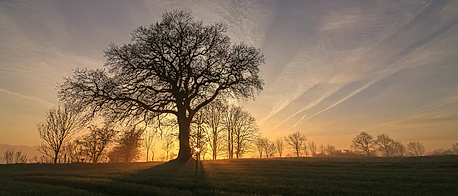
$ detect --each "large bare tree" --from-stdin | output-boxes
[58,10,264,161]
[351,132,375,156]
[38,105,85,163]
[285,132,306,157]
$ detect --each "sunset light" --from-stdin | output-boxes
[1,1,458,195]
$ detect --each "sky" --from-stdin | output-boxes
[1,0,458,152]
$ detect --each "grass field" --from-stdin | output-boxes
[1,156,457,196]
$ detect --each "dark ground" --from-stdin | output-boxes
[1,156,457,196]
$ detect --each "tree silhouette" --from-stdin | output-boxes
[76,124,118,163]
[190,109,208,160]
[162,133,176,162]
[203,100,226,160]
[265,140,277,158]
[224,106,258,159]
[351,132,375,156]
[303,143,309,157]
[276,138,285,158]
[392,141,406,157]
[1,149,28,164]
[325,144,338,156]
[375,134,395,157]
[452,143,458,155]
[285,132,306,157]
[406,141,425,156]
[255,137,266,158]
[108,127,143,162]
[308,141,317,157]
[58,10,264,161]
[37,105,86,163]
[2,149,15,164]
[142,126,156,162]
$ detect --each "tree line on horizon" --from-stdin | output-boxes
[254,131,458,159]
[2,107,458,164]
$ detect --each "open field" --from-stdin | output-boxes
[1,156,457,196]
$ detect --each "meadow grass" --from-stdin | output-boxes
[1,156,457,195]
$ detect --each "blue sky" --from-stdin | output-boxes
[1,0,458,150]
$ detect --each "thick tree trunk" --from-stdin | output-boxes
[176,116,192,161]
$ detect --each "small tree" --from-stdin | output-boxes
[1,149,28,164]
[308,141,317,157]
[303,143,309,157]
[452,143,458,155]
[191,110,209,161]
[285,132,306,157]
[392,141,406,157]
[229,106,259,159]
[265,141,277,158]
[406,141,425,156]
[162,133,176,162]
[204,100,226,160]
[2,149,15,164]
[255,137,267,158]
[38,105,86,163]
[14,151,28,164]
[108,127,143,162]
[223,105,258,159]
[62,140,83,163]
[276,137,285,158]
[375,134,395,157]
[351,132,375,156]
[319,144,326,155]
[77,124,118,163]
[142,127,156,162]
[325,144,338,156]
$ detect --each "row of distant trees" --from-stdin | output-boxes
[0,149,28,164]
[35,105,145,163]
[254,131,458,159]
[33,98,259,163]
[351,132,427,157]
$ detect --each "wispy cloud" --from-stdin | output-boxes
[0,88,55,107]
[258,0,458,133]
